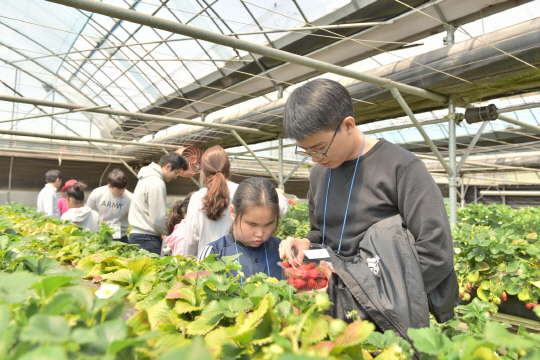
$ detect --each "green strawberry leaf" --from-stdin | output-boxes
[333,320,374,351]
[301,317,329,345]
[185,314,223,336]
[20,314,71,344]
[408,327,452,355]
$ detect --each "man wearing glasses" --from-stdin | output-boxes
[279,79,456,320]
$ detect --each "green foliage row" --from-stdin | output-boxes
[1,203,540,360]
[452,204,540,309]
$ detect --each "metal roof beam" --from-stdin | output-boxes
[0,129,179,149]
[0,94,277,136]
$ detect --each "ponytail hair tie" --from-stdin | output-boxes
[216,170,222,173]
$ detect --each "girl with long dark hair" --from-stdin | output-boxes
[198,177,283,281]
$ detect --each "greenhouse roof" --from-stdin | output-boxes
[1,0,540,187]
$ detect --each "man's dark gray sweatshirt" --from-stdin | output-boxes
[306,139,454,294]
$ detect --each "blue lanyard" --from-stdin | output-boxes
[232,231,270,285]
[322,133,365,253]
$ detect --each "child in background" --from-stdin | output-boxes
[61,182,100,232]
[163,192,195,256]
[198,178,283,281]
[58,179,77,216]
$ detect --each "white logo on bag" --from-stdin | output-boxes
[367,255,380,275]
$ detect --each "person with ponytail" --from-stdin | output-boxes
[161,192,195,256]
[183,145,238,257]
[61,182,100,232]
[184,146,290,258]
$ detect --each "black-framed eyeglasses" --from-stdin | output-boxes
[295,122,341,159]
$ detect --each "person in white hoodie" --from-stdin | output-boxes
[61,182,100,232]
[128,152,188,255]
[37,170,62,220]
[86,169,133,243]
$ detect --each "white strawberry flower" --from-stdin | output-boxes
[498,221,503,225]
[95,284,120,299]
[37,236,45,240]
[454,248,461,254]
[12,248,20,253]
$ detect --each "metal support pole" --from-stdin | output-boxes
[448,97,458,227]
[278,136,284,189]
[497,114,540,135]
[230,130,280,184]
[0,104,110,124]
[0,94,276,136]
[7,157,14,204]
[0,147,136,161]
[120,159,138,177]
[390,87,452,175]
[99,163,111,187]
[161,147,169,155]
[460,175,465,208]
[0,128,178,150]
[48,0,448,104]
[276,85,284,99]
[456,121,489,174]
[284,156,309,184]
[474,187,477,204]
[189,176,199,188]
[498,102,540,114]
[199,174,204,189]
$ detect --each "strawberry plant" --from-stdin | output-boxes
[453,205,540,313]
[275,203,310,240]
[2,203,540,359]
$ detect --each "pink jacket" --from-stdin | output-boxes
[166,220,187,256]
[57,197,69,216]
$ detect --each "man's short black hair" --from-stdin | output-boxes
[45,170,62,183]
[159,152,188,171]
[283,78,354,141]
[107,168,128,189]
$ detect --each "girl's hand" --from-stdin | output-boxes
[279,237,310,265]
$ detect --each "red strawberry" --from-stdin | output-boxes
[309,269,322,279]
[293,279,306,290]
[301,271,311,280]
[292,270,302,279]
[308,262,316,270]
[287,278,293,285]
[526,303,533,309]
[291,200,297,205]
[284,269,291,278]
[283,260,291,268]
[532,303,538,308]
[307,279,317,289]
[501,292,507,301]
[317,279,328,289]
[466,285,472,291]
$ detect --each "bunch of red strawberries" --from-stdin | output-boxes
[282,259,327,290]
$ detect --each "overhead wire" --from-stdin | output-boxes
[393,0,538,71]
